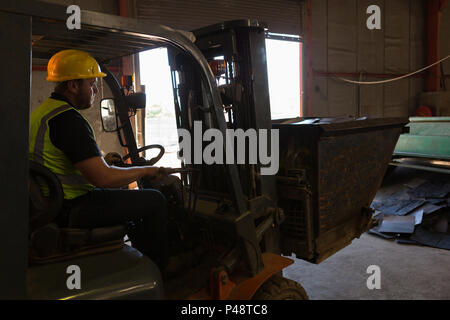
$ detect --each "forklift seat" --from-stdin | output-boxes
[28,160,126,265]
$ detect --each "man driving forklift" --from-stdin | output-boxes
[29,49,170,269]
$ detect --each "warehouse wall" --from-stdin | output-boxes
[308,0,425,118]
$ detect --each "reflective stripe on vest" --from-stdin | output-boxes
[33,104,70,165]
[30,98,95,199]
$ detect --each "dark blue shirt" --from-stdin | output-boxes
[48,93,102,164]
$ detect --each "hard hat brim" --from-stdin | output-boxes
[46,72,107,82]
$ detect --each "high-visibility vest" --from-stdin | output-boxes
[29,98,95,199]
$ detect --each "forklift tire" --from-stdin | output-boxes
[252,275,309,300]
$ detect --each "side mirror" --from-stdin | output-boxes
[100,98,118,132]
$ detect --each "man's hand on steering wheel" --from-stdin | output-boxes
[144,166,170,182]
[104,152,125,166]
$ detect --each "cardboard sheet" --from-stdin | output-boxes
[378,215,416,234]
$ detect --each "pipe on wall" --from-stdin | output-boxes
[118,0,128,17]
[426,0,448,92]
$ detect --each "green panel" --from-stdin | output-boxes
[408,123,450,136]
[394,134,450,160]
[409,117,450,122]
[394,117,450,160]
[407,117,450,136]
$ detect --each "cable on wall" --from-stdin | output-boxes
[335,54,450,85]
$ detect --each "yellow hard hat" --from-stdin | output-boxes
[46,49,107,82]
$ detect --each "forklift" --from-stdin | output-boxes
[1,1,408,300]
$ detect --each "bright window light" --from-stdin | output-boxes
[265,37,301,120]
[139,48,180,168]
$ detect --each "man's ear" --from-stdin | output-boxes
[66,79,81,94]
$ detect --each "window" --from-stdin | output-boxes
[139,48,181,168]
[265,34,302,119]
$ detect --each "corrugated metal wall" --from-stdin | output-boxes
[133,0,303,35]
[40,0,118,15]
[309,0,425,117]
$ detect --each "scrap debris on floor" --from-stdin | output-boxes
[370,166,450,250]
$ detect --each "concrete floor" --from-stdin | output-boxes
[282,232,450,299]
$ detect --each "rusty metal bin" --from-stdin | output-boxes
[273,117,409,263]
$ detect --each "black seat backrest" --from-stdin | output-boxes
[29,160,64,233]
[28,160,126,262]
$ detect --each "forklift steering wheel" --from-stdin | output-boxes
[122,144,165,165]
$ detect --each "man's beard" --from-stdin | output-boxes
[76,103,92,110]
[75,96,93,110]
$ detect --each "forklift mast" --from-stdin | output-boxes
[191,20,277,202]
[164,21,285,276]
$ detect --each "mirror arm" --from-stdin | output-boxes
[101,63,140,163]
[115,112,133,147]
[116,125,127,147]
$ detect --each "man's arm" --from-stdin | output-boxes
[74,156,162,188]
